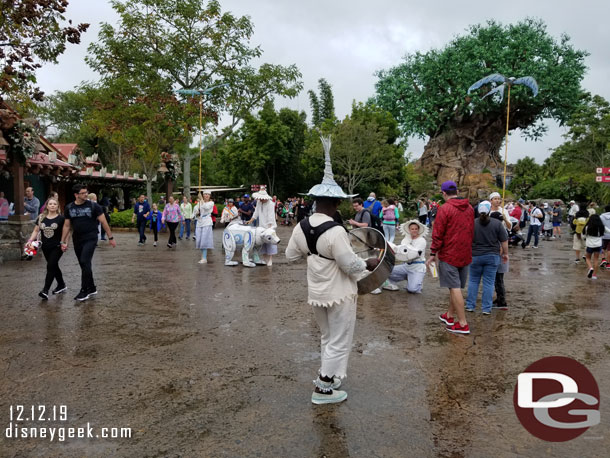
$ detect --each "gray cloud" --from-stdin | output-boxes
[37,0,609,164]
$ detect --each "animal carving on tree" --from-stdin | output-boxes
[468,73,538,204]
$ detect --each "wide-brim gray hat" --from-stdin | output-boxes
[305,136,357,199]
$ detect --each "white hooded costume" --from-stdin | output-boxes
[251,189,278,258]
[385,219,428,293]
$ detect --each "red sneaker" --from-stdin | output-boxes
[439,313,455,325]
[446,322,470,335]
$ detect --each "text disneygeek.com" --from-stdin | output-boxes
[5,405,131,442]
[5,422,132,441]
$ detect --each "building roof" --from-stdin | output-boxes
[77,169,144,183]
[52,143,78,161]
[0,150,79,175]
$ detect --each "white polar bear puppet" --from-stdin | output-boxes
[222,221,281,267]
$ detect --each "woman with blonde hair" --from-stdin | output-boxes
[26,197,66,299]
[39,191,59,213]
[193,191,214,263]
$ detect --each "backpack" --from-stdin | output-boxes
[364,207,384,232]
[300,218,343,260]
[534,208,545,223]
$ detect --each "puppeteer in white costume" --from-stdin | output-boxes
[286,136,378,405]
[248,187,277,266]
[371,219,428,294]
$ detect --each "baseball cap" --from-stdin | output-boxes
[243,194,250,198]
[441,181,458,192]
[543,202,549,208]
[569,200,575,204]
[478,200,491,214]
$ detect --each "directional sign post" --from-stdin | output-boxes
[597,167,610,184]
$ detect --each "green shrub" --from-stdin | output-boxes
[109,209,135,228]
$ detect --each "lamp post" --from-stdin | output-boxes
[176,83,229,195]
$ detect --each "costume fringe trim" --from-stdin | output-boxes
[308,293,357,308]
[318,370,346,381]
[313,377,333,393]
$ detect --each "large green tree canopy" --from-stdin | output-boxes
[84,0,302,193]
[375,19,587,139]
[374,19,589,188]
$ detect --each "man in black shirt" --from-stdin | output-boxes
[61,184,117,301]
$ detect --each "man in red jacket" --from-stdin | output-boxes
[426,181,474,334]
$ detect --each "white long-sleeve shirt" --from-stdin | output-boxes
[193,201,214,227]
[251,200,277,229]
[286,213,366,307]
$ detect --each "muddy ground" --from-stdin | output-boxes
[0,225,608,457]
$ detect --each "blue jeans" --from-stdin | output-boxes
[525,224,540,247]
[382,224,396,243]
[179,219,191,239]
[466,254,500,313]
[137,219,147,243]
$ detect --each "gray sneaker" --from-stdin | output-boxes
[312,390,348,405]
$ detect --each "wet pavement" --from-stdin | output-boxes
[0,226,608,457]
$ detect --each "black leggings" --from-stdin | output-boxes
[167,222,178,245]
[151,224,158,242]
[74,238,97,292]
[42,244,64,291]
[495,272,506,304]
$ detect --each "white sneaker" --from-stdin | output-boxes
[198,259,207,264]
[312,390,348,405]
[371,288,382,295]
[383,282,399,291]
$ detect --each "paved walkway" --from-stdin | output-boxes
[0,226,608,457]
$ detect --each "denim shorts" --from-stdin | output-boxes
[586,246,602,254]
[438,260,469,289]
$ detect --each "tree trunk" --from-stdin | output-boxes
[417,119,506,199]
[146,179,153,203]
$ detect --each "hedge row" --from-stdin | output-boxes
[109,205,226,228]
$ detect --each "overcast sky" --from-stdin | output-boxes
[36,0,610,164]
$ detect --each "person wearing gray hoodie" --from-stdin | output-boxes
[601,204,610,269]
